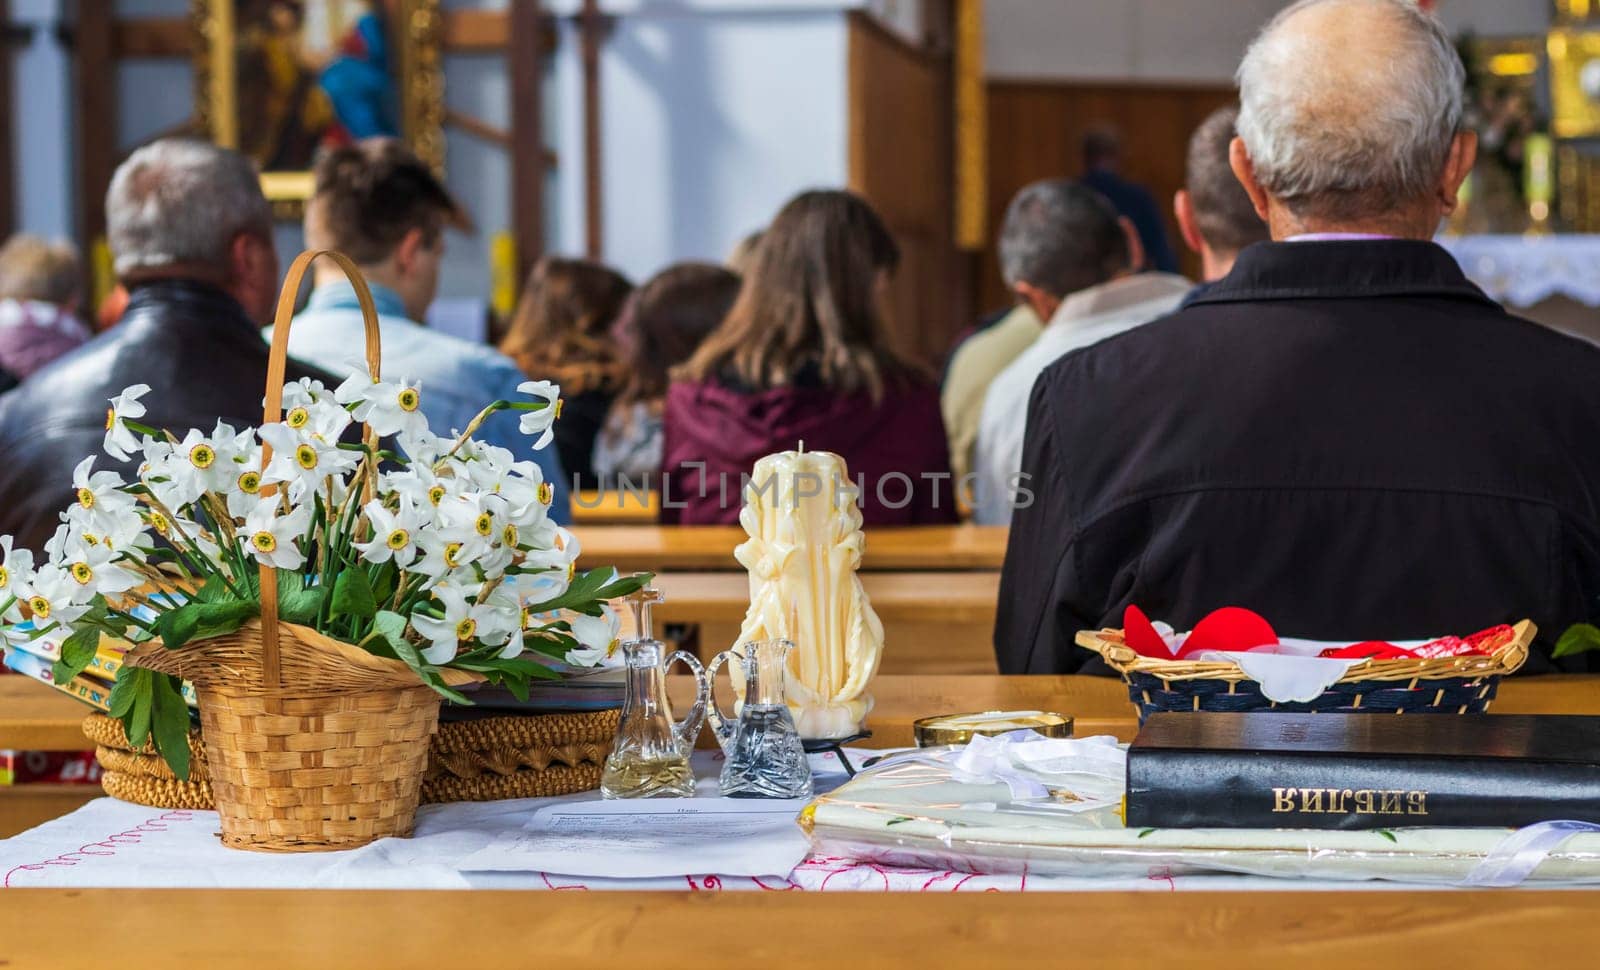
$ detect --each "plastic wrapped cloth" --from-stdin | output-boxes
[799,735,1600,885]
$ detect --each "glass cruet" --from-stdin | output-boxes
[600,586,709,798]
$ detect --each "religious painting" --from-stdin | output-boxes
[193,0,444,211]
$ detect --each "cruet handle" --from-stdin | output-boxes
[704,650,743,754]
[665,650,708,753]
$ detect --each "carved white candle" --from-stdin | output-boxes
[732,446,884,739]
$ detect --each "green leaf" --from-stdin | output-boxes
[1554,623,1600,659]
[125,672,153,749]
[594,572,652,601]
[369,610,408,644]
[276,572,325,625]
[330,568,377,620]
[885,816,914,826]
[1375,829,1398,843]
[156,604,201,650]
[149,673,192,780]
[106,666,140,719]
[192,575,231,605]
[157,599,258,649]
[1137,828,1157,839]
[51,626,102,684]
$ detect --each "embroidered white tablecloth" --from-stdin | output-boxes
[1436,233,1600,308]
[0,744,1555,894]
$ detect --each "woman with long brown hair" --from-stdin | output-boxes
[662,190,956,525]
[500,257,633,489]
[594,262,739,485]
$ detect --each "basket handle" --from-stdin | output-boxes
[257,250,384,693]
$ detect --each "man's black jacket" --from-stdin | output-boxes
[996,239,1600,674]
[0,280,336,552]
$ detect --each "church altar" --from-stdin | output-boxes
[1436,233,1600,308]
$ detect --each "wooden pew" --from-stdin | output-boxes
[653,570,1000,675]
[570,489,659,524]
[574,524,1008,573]
[0,678,99,838]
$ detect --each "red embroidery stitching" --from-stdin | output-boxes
[3,811,195,887]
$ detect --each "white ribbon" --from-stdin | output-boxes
[870,731,1127,807]
[1461,820,1600,887]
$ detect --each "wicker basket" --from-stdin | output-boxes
[1075,619,1534,723]
[423,710,618,802]
[123,250,483,852]
[82,713,212,810]
[87,709,618,811]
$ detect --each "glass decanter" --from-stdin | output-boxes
[600,587,709,799]
[707,639,813,799]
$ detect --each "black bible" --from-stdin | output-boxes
[1125,712,1600,830]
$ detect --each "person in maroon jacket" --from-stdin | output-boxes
[661,190,957,526]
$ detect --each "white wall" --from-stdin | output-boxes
[983,0,1553,84]
[547,5,849,282]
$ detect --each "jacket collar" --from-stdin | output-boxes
[124,279,258,337]
[1185,239,1498,308]
[306,279,410,320]
[1049,272,1193,331]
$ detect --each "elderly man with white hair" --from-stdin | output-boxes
[996,0,1600,675]
[0,139,336,551]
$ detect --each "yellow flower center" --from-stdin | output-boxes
[28,596,50,619]
[70,562,94,585]
[286,407,310,430]
[294,445,318,470]
[474,512,494,537]
[427,485,446,507]
[105,408,115,432]
[189,443,216,470]
[149,512,170,536]
[454,617,477,642]
[538,482,553,505]
[238,471,261,494]
[76,487,95,510]
[554,398,564,418]
[386,529,410,550]
[84,533,101,547]
[0,567,10,588]
[502,524,519,547]
[443,542,462,569]
[252,531,277,553]
[397,388,420,413]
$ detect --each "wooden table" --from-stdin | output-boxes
[8,675,1600,967]
[655,572,1001,675]
[574,524,1008,573]
[6,887,1600,968]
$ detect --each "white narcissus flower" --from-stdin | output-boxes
[158,427,228,504]
[411,584,513,665]
[395,427,449,466]
[412,531,487,588]
[59,537,143,599]
[259,423,360,495]
[354,499,427,567]
[564,605,622,667]
[0,536,36,620]
[20,565,92,628]
[516,380,561,449]
[242,501,312,570]
[277,378,352,441]
[102,384,151,461]
[335,372,429,438]
[71,456,138,534]
[382,464,458,513]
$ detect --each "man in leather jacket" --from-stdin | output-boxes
[0,139,335,551]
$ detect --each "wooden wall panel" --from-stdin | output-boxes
[847,12,967,368]
[980,81,1237,312]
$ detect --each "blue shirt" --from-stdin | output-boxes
[279,281,570,523]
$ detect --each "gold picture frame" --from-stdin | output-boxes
[192,0,444,215]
